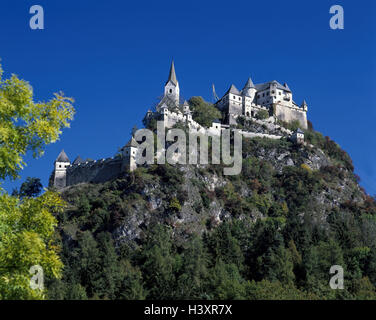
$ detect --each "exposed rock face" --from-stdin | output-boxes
[59,134,365,248]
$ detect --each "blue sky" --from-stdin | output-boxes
[1,0,375,195]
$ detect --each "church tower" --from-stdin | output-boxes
[164,60,180,106]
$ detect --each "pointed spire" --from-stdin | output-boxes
[72,155,84,165]
[284,83,290,91]
[56,149,70,163]
[166,60,178,86]
[125,137,138,148]
[301,99,307,106]
[243,77,255,89]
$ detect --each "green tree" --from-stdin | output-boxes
[255,109,269,120]
[176,235,209,299]
[141,224,178,299]
[0,63,75,299]
[188,96,221,128]
[13,177,43,198]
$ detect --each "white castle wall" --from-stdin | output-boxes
[274,104,308,129]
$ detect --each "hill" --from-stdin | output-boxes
[46,117,376,300]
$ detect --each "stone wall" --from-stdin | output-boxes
[66,158,123,186]
[275,104,307,129]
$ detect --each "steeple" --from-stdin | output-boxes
[166,60,178,86]
[164,60,180,106]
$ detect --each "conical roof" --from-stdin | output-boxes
[225,84,241,95]
[56,149,70,163]
[166,60,178,86]
[72,155,84,165]
[243,77,255,89]
[125,137,138,148]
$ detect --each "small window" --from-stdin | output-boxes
[59,165,61,168]
[169,89,172,93]
[239,97,241,101]
[262,93,265,97]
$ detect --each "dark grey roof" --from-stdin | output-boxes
[72,155,84,165]
[56,150,70,163]
[225,84,241,95]
[255,80,291,93]
[243,77,255,89]
[213,119,221,123]
[166,60,178,86]
[125,137,138,148]
[296,128,304,134]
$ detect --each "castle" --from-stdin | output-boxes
[50,61,308,189]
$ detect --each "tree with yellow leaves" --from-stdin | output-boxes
[0,62,75,299]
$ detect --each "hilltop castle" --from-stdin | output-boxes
[50,61,308,189]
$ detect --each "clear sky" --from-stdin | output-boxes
[0,0,375,195]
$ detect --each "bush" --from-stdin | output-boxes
[255,110,269,120]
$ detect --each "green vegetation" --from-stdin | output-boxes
[188,96,222,128]
[255,109,269,120]
[46,150,376,299]
[0,63,75,299]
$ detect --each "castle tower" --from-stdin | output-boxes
[241,78,257,117]
[164,60,180,106]
[241,77,257,100]
[122,137,138,172]
[52,149,70,189]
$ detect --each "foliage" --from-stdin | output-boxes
[0,63,74,299]
[37,114,376,300]
[255,109,269,120]
[188,96,221,128]
[0,64,75,180]
[12,177,43,198]
[0,191,65,299]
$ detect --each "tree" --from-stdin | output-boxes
[0,191,65,299]
[141,224,178,299]
[188,96,221,128]
[0,62,75,299]
[255,109,269,120]
[14,177,43,198]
